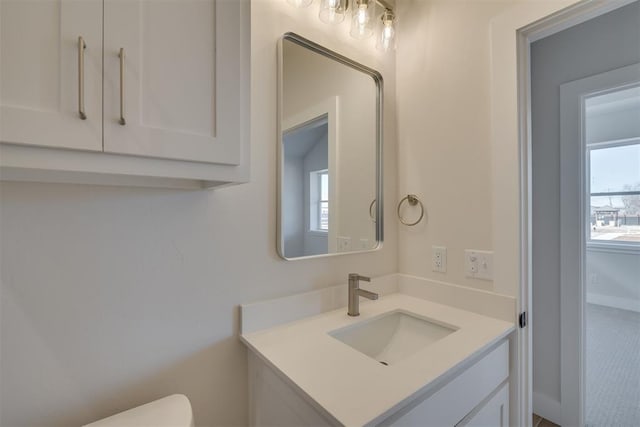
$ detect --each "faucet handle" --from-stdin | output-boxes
[349,273,370,282]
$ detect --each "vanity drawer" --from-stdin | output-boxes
[384,340,509,427]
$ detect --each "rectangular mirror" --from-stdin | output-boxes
[277,33,383,260]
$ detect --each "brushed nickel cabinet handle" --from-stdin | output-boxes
[78,36,87,120]
[118,48,126,125]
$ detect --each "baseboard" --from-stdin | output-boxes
[587,292,640,313]
[533,391,561,425]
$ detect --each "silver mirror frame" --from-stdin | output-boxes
[276,32,384,260]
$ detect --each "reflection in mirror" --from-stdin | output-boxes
[278,33,382,259]
[283,115,331,257]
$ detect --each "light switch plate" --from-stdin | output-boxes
[465,249,493,281]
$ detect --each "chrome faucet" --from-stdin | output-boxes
[348,273,378,316]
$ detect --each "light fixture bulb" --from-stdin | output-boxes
[287,0,313,8]
[319,0,346,24]
[350,0,375,39]
[376,10,396,52]
[357,5,367,25]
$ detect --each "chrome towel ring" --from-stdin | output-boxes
[369,199,377,222]
[397,194,424,226]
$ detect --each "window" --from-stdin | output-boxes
[588,139,640,245]
[310,169,329,232]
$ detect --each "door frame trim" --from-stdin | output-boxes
[559,62,640,427]
[516,1,638,426]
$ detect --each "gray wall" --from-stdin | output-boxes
[302,134,329,257]
[283,149,305,257]
[282,126,329,258]
[531,0,640,410]
[586,104,640,144]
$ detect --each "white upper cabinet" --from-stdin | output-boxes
[0,0,103,151]
[103,0,241,164]
[0,0,249,188]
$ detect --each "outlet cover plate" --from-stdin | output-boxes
[432,246,447,273]
[338,236,352,252]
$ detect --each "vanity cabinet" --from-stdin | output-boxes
[386,340,509,426]
[249,352,333,427]
[0,0,249,188]
[248,340,510,427]
[456,383,509,427]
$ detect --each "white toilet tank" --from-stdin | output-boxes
[83,394,194,427]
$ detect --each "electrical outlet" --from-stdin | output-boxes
[338,236,352,252]
[359,238,370,250]
[465,250,493,281]
[432,246,447,273]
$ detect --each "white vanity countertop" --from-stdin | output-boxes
[240,292,515,426]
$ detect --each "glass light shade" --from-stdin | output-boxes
[319,0,347,24]
[350,0,376,39]
[376,10,396,52]
[287,0,313,8]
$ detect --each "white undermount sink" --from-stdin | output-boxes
[329,310,459,365]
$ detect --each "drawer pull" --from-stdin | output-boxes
[78,36,87,120]
[118,48,126,125]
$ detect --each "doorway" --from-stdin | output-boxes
[559,65,640,427]
[525,1,640,425]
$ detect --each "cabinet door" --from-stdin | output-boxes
[456,383,509,427]
[103,0,243,165]
[0,0,102,151]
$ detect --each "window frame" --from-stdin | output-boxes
[586,137,640,253]
[309,169,329,233]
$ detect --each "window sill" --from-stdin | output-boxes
[586,241,640,255]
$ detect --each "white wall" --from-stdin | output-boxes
[395,0,582,295]
[396,0,512,292]
[0,1,398,426]
[394,1,576,424]
[394,0,579,298]
[530,0,640,414]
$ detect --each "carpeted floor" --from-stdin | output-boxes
[586,303,640,427]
